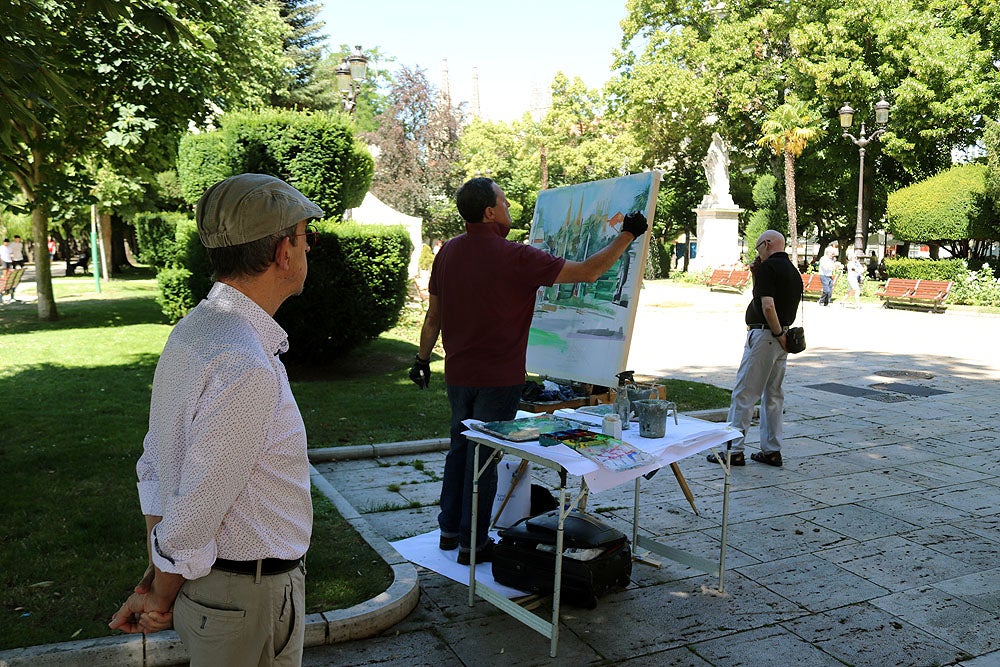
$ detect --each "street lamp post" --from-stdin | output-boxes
[336,45,368,116]
[838,97,890,255]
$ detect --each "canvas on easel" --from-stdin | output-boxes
[526,171,661,387]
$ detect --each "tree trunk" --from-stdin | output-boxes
[540,144,549,191]
[31,205,58,321]
[784,150,799,268]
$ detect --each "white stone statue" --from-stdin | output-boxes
[701,132,735,208]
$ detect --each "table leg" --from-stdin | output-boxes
[469,442,480,607]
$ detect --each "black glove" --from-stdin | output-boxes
[409,355,430,389]
[622,212,648,239]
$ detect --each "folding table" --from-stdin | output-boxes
[463,411,741,657]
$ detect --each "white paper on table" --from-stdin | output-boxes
[463,415,739,494]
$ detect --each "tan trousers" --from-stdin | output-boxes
[174,565,306,667]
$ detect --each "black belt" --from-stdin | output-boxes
[212,557,302,576]
[747,324,771,330]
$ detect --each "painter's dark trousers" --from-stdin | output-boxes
[440,384,522,553]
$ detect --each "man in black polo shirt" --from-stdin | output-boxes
[708,230,802,467]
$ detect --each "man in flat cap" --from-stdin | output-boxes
[110,174,321,667]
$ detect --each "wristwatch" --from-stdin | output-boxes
[771,328,785,337]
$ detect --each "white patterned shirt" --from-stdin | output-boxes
[137,282,312,579]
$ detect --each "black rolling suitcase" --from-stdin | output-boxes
[491,508,632,609]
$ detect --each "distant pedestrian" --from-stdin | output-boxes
[707,230,802,468]
[867,251,878,281]
[9,235,25,269]
[0,239,11,269]
[846,250,864,308]
[817,246,838,306]
[48,237,57,261]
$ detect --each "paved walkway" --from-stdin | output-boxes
[308,282,999,666]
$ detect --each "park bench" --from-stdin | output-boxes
[800,272,838,300]
[65,252,90,276]
[706,268,750,293]
[876,278,951,313]
[0,267,25,303]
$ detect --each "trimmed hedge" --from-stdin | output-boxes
[886,163,995,242]
[177,109,374,218]
[276,222,411,362]
[131,211,192,268]
[176,132,234,205]
[159,219,411,361]
[883,257,967,281]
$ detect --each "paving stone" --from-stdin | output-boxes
[932,568,1000,614]
[872,585,1000,656]
[880,460,993,489]
[603,498,722,536]
[302,628,459,666]
[618,646,713,666]
[795,503,920,541]
[859,493,972,526]
[557,572,806,661]
[740,551,892,612]
[815,535,977,590]
[364,505,439,541]
[783,470,924,505]
[943,452,1000,476]
[821,443,942,471]
[952,513,1000,542]
[690,625,845,666]
[922,482,1000,515]
[626,528,760,588]
[718,515,855,561]
[902,523,1000,570]
[436,614,600,666]
[692,486,828,523]
[780,601,967,667]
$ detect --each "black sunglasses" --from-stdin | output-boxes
[293,224,320,248]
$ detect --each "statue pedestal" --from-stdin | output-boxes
[689,205,743,271]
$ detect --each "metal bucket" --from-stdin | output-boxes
[635,399,671,438]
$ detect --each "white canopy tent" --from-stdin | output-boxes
[345,192,423,278]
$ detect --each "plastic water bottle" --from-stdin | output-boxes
[614,386,631,431]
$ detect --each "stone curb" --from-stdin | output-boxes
[0,468,420,667]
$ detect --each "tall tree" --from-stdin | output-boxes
[365,65,464,226]
[615,0,999,257]
[1,0,288,320]
[269,0,327,109]
[757,97,821,267]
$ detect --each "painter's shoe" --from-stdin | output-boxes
[457,539,495,566]
[439,534,459,551]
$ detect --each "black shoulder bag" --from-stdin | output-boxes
[785,291,806,354]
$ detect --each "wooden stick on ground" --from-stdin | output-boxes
[670,463,699,515]
[491,459,530,528]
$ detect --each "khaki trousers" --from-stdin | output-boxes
[174,564,306,667]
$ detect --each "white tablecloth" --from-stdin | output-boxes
[462,411,739,493]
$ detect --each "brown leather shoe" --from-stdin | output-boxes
[706,451,745,466]
[751,451,783,467]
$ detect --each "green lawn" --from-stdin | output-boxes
[0,271,728,650]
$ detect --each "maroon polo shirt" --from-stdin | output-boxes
[429,223,566,387]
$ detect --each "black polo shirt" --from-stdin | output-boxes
[745,251,802,327]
